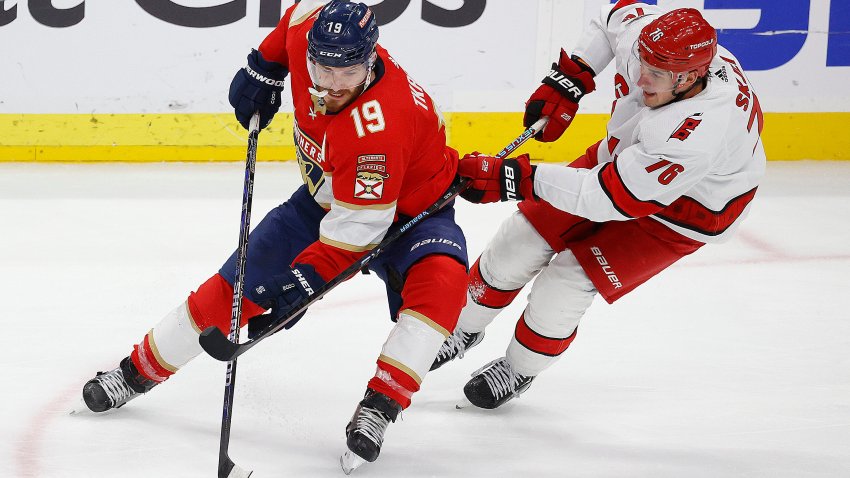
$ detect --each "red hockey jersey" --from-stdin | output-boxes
[257,1,458,280]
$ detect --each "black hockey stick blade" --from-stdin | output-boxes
[201,327,242,362]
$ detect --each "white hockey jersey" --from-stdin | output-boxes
[533,2,766,244]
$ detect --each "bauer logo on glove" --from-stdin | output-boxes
[524,49,596,142]
[458,152,536,204]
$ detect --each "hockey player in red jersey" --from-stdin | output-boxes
[81,0,468,470]
[432,3,766,410]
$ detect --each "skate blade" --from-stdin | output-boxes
[455,397,473,409]
[69,398,92,415]
[340,450,367,475]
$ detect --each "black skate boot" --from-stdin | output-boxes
[462,357,535,409]
[430,329,484,371]
[82,356,158,412]
[342,389,402,468]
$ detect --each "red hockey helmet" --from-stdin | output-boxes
[637,8,717,77]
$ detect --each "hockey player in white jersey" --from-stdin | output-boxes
[432,2,767,409]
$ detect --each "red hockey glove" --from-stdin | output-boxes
[458,152,535,204]
[524,50,596,142]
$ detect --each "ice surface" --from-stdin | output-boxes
[2,161,849,477]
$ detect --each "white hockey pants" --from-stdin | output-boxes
[458,210,597,377]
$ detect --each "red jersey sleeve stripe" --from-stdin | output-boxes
[656,187,758,237]
[598,162,666,218]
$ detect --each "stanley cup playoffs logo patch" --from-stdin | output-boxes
[355,154,389,200]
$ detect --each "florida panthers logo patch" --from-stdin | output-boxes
[355,172,385,199]
[355,154,389,199]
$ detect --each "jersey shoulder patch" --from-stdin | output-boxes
[640,104,718,157]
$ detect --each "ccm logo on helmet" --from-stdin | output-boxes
[318,51,343,58]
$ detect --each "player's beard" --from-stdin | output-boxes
[320,85,366,113]
[309,71,374,114]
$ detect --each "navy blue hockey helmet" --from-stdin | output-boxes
[307,1,379,68]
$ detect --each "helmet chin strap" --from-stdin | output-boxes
[648,72,706,108]
[362,50,377,91]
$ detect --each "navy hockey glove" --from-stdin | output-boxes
[524,50,596,142]
[229,49,288,130]
[458,152,536,204]
[247,263,324,338]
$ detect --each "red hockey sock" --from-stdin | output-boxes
[368,361,420,409]
[400,255,468,333]
[367,256,467,409]
[514,314,577,356]
[187,273,265,333]
[131,335,173,383]
[468,258,522,308]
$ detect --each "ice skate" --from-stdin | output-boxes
[454,396,474,410]
[430,329,484,371]
[340,450,367,475]
[340,389,402,473]
[80,356,158,413]
[462,357,534,409]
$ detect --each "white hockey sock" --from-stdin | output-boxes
[378,310,449,385]
[457,292,503,333]
[142,301,203,374]
[505,336,563,378]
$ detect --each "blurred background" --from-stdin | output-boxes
[2,0,848,162]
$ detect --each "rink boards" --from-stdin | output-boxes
[0,111,848,162]
[1,0,848,162]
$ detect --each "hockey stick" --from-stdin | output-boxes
[199,117,549,362]
[214,112,261,478]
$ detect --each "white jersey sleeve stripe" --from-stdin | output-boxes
[533,163,631,222]
[318,200,395,251]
